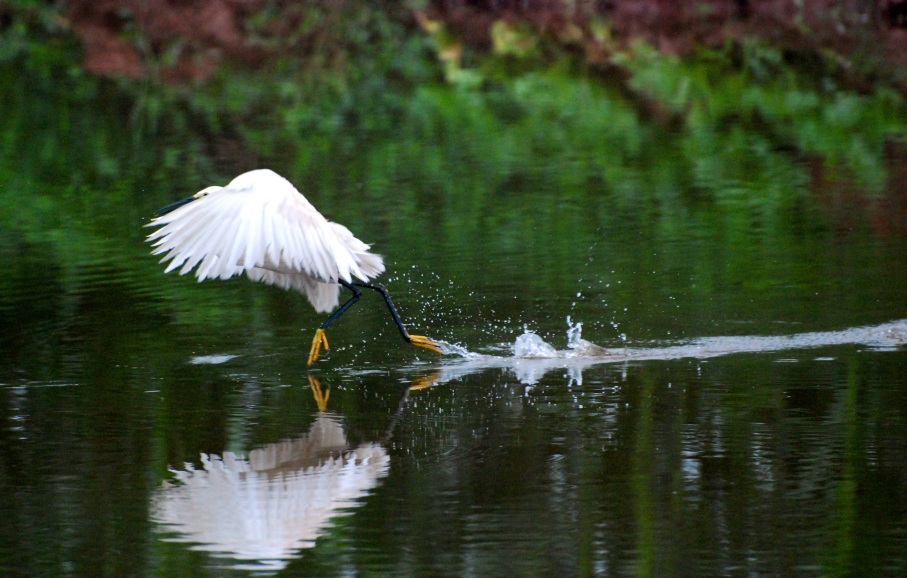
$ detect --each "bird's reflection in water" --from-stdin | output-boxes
[152,375,434,572]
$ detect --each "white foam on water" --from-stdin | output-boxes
[190,354,238,365]
[420,318,907,387]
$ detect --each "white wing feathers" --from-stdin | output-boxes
[145,171,385,313]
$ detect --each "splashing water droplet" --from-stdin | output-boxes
[566,317,583,349]
[436,340,480,359]
[565,317,612,358]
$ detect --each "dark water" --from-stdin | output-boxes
[2,67,907,577]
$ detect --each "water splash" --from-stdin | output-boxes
[513,332,559,358]
[402,318,907,390]
[416,319,907,387]
[436,340,482,359]
[565,316,613,357]
[566,316,581,347]
[507,318,614,360]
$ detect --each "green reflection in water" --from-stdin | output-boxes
[827,360,860,577]
[632,371,656,577]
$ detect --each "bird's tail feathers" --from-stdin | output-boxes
[327,221,385,282]
[353,250,384,281]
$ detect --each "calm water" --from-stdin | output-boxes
[2,68,907,577]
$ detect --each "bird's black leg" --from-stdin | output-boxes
[307,279,443,367]
[320,280,363,330]
[351,281,410,340]
[352,281,442,354]
[307,281,362,366]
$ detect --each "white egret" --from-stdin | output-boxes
[145,169,442,365]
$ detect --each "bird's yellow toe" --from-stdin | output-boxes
[307,328,330,366]
[407,334,443,355]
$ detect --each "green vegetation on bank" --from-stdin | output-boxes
[3,2,905,199]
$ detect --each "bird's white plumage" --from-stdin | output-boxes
[146,169,384,313]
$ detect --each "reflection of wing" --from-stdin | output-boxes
[152,414,390,572]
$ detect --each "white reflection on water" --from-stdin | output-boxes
[432,319,907,386]
[189,354,239,365]
[152,410,389,572]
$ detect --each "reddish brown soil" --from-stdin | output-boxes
[66,0,265,81]
[429,1,907,90]
[60,1,907,91]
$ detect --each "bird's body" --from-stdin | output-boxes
[146,169,440,364]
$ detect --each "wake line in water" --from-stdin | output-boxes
[430,319,907,386]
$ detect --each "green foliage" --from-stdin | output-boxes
[617,39,907,193]
[0,1,73,67]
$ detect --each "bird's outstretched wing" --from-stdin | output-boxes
[146,180,384,312]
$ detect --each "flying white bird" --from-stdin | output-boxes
[145,169,442,365]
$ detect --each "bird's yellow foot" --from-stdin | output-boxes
[407,334,443,355]
[308,328,330,366]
